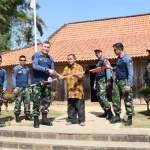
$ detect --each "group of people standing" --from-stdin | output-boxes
[0,41,148,128]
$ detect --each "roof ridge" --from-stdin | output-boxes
[67,13,150,25]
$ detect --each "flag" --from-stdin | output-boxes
[30,0,34,9]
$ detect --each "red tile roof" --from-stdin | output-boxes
[2,13,150,66]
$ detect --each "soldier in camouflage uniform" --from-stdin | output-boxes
[12,55,32,122]
[0,55,7,124]
[31,41,55,128]
[143,49,150,87]
[110,43,134,126]
[93,48,113,120]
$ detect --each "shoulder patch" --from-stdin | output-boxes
[128,60,133,66]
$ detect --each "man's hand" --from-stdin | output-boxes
[106,82,111,87]
[93,84,97,90]
[48,69,57,75]
[13,88,18,94]
[124,86,131,92]
[2,88,6,92]
[47,77,53,83]
[29,89,32,94]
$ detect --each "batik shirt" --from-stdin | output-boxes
[62,63,84,99]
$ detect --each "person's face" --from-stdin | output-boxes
[42,43,51,55]
[113,47,121,56]
[67,55,76,66]
[95,51,102,59]
[19,57,26,66]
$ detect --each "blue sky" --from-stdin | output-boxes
[36,0,150,42]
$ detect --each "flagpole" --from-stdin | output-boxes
[33,0,37,52]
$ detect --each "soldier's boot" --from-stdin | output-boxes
[15,115,21,123]
[106,108,113,120]
[25,114,33,121]
[42,113,53,126]
[34,116,39,128]
[109,114,121,123]
[99,110,107,118]
[125,116,132,126]
[0,120,5,124]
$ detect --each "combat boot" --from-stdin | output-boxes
[15,115,21,122]
[34,116,39,128]
[125,116,132,126]
[99,110,107,118]
[25,114,33,121]
[109,114,121,123]
[0,120,5,124]
[106,108,113,120]
[42,113,53,126]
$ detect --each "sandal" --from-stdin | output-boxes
[80,122,86,126]
[66,122,72,125]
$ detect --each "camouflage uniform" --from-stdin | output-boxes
[96,77,111,110]
[0,86,3,113]
[112,79,134,116]
[143,59,150,87]
[14,87,31,115]
[32,84,51,116]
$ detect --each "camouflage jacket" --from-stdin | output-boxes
[143,59,150,84]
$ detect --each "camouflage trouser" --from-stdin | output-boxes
[96,77,111,110]
[14,87,31,115]
[112,79,134,116]
[32,84,51,117]
[0,86,3,113]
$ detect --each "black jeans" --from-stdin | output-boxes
[67,98,85,123]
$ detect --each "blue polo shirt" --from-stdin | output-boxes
[12,65,31,88]
[115,53,133,86]
[94,56,111,84]
[31,51,54,84]
[0,68,7,88]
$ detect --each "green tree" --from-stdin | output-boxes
[0,0,46,52]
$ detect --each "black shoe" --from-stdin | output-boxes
[42,113,53,126]
[125,116,132,126]
[0,120,5,124]
[34,116,39,128]
[15,115,21,122]
[109,115,121,123]
[106,108,113,120]
[99,110,107,118]
[25,114,33,121]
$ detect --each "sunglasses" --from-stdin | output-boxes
[20,60,26,61]
[114,48,118,52]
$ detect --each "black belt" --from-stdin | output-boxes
[116,78,127,80]
[97,76,105,79]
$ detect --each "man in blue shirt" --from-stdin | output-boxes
[93,48,113,120]
[12,55,32,122]
[31,41,54,128]
[0,55,7,124]
[110,43,134,126]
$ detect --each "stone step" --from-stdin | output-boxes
[0,148,26,150]
[0,127,150,142]
[0,137,150,150]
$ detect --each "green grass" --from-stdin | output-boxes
[0,110,65,127]
[121,111,150,128]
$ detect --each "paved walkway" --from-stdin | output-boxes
[0,100,150,134]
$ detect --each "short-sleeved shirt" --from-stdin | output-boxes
[62,63,84,99]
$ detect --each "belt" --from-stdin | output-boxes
[97,76,105,79]
[116,78,127,80]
